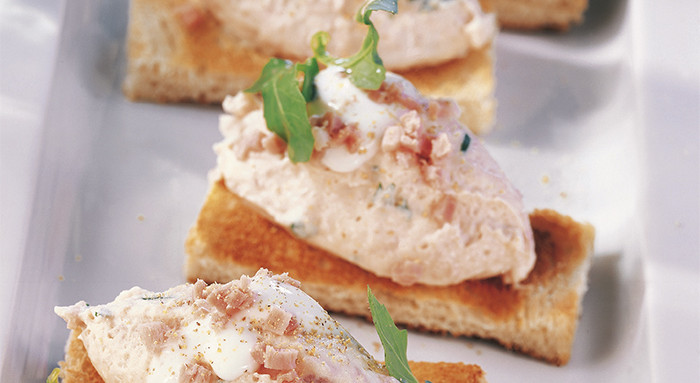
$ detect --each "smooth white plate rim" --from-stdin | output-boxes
[5,0,698,381]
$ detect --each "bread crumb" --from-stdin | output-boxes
[541,175,550,185]
[137,215,145,221]
[372,341,381,353]
[75,255,82,262]
[58,275,65,282]
[560,191,568,199]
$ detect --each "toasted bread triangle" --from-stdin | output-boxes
[185,180,594,365]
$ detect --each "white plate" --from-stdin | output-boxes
[1,0,656,381]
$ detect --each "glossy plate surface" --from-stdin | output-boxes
[4,0,697,381]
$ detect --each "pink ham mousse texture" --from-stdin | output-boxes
[213,66,536,286]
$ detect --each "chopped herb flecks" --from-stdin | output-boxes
[373,183,411,217]
[142,293,170,301]
[291,222,315,238]
[460,133,471,152]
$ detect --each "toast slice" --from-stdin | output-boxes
[185,180,595,365]
[122,0,496,135]
[490,0,588,30]
[57,313,487,383]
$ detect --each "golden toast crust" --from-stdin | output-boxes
[490,0,588,30]
[185,180,595,365]
[123,0,495,134]
[410,361,487,383]
[58,328,104,383]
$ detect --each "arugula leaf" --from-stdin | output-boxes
[297,57,319,102]
[357,0,399,23]
[312,0,397,90]
[247,0,397,163]
[368,287,419,383]
[245,58,316,163]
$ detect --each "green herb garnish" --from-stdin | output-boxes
[46,367,60,383]
[245,0,398,163]
[245,57,318,163]
[141,293,170,301]
[368,287,419,383]
[460,133,471,152]
[290,222,314,238]
[311,0,397,90]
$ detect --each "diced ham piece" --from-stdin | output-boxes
[312,126,331,151]
[270,272,301,288]
[401,110,420,135]
[310,112,361,153]
[381,110,438,165]
[431,133,451,161]
[381,125,402,152]
[191,279,207,301]
[423,165,441,182]
[264,306,293,335]
[262,134,287,155]
[204,280,254,317]
[399,133,419,152]
[442,195,457,223]
[368,82,424,111]
[284,316,300,335]
[137,321,172,353]
[263,345,298,371]
[276,370,300,382]
[251,342,265,366]
[180,359,217,383]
